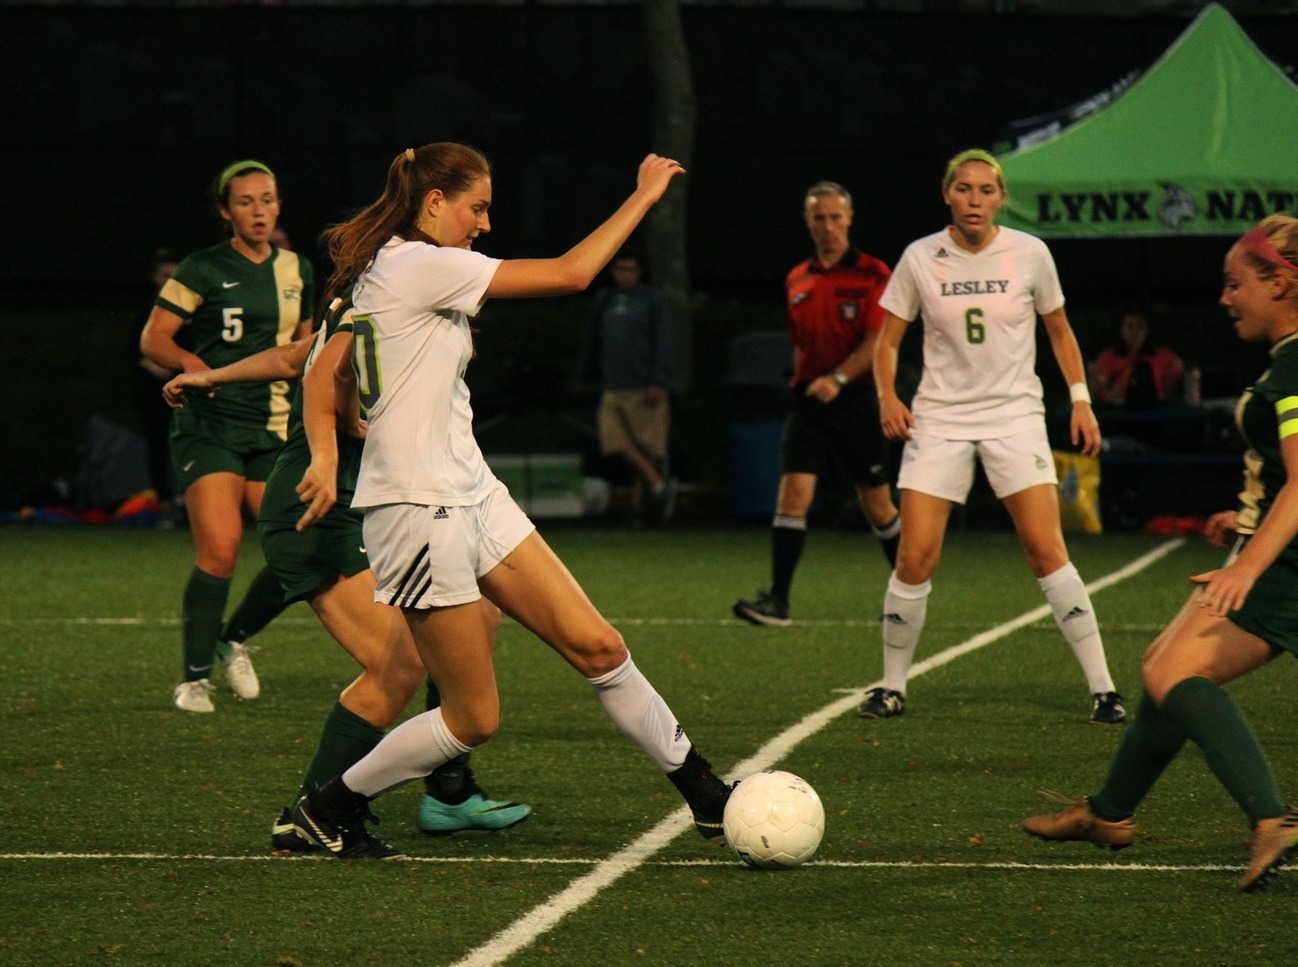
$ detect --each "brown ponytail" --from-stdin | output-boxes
[322,142,491,302]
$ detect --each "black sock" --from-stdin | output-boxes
[871,514,901,567]
[423,677,478,803]
[770,520,806,605]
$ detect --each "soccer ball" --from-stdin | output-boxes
[722,770,824,870]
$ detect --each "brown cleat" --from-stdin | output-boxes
[1238,807,1298,892]
[1022,797,1136,851]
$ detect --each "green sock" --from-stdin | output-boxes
[423,677,477,804]
[182,568,230,682]
[1091,691,1186,821]
[217,566,288,657]
[299,701,384,796]
[1160,676,1287,823]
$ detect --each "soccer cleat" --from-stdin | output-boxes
[667,745,733,843]
[418,792,532,835]
[732,591,790,627]
[1022,796,1136,850]
[173,678,215,713]
[271,806,320,855]
[221,642,260,700]
[1090,691,1126,725]
[1238,807,1298,892]
[292,779,405,860]
[857,687,905,719]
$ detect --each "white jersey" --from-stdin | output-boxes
[350,237,501,510]
[880,226,1064,439]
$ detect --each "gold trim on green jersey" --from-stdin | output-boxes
[265,250,307,437]
[159,277,202,316]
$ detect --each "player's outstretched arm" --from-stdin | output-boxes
[486,154,684,299]
[161,334,314,408]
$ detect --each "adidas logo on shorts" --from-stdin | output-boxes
[433,506,449,520]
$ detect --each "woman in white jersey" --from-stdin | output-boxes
[860,148,1124,725]
[290,143,731,859]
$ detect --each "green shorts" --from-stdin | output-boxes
[1228,542,1298,658]
[170,408,285,491]
[257,504,370,604]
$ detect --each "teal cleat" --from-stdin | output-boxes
[418,791,532,835]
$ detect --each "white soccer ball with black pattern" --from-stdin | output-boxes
[722,770,824,869]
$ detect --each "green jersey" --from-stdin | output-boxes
[1235,332,1298,535]
[259,294,363,527]
[157,240,314,438]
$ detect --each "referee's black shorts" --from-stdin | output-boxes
[780,382,891,487]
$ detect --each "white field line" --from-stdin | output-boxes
[0,853,1237,874]
[0,617,1171,633]
[451,538,1186,967]
[0,540,1188,961]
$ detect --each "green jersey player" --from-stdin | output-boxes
[142,159,314,713]
[1025,215,1298,892]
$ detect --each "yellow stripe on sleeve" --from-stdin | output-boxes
[1276,396,1298,439]
[158,277,202,316]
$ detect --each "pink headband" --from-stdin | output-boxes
[1238,226,1298,274]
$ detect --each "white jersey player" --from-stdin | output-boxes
[288,143,733,860]
[860,148,1125,726]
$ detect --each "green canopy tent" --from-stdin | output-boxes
[998,3,1298,238]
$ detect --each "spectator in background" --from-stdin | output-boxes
[575,250,677,524]
[131,248,181,518]
[1092,311,1185,407]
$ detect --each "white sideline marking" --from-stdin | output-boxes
[0,617,1171,633]
[0,853,1237,874]
[453,538,1187,967]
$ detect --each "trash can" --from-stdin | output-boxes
[726,331,789,517]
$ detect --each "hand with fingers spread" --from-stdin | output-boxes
[1190,559,1259,617]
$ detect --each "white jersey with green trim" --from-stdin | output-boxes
[350,237,502,510]
[880,225,1064,439]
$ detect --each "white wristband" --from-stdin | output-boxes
[1069,382,1092,404]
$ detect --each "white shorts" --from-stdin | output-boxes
[362,479,536,609]
[896,425,1057,504]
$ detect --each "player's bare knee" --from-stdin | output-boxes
[388,652,427,706]
[895,546,938,583]
[455,709,499,748]
[1023,547,1068,579]
[569,625,628,678]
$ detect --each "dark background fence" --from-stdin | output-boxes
[4,4,1293,514]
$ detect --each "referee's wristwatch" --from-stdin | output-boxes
[831,370,850,387]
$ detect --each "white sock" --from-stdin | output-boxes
[342,708,471,798]
[1038,562,1115,695]
[588,655,692,773]
[881,572,930,695]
